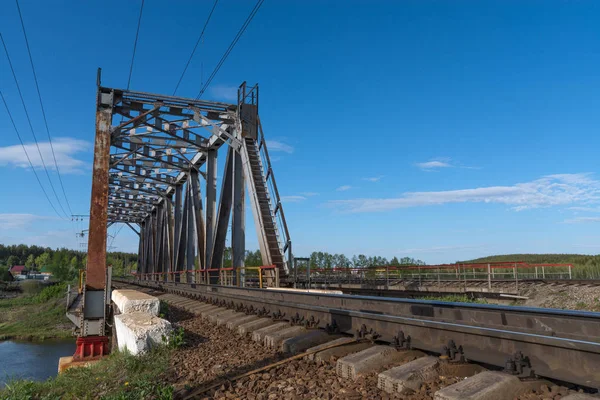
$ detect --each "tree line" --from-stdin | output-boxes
[2,243,426,281]
[305,252,425,269]
[0,244,137,281]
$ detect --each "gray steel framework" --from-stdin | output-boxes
[94,81,291,291]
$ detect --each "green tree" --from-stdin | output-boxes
[6,255,19,268]
[1,268,14,282]
[25,254,36,270]
[35,252,50,270]
[49,252,72,281]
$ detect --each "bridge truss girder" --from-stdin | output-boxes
[83,80,292,339]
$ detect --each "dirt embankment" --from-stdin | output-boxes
[517,284,600,311]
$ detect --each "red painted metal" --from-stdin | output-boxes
[72,336,109,361]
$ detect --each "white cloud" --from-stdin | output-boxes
[363,176,384,182]
[329,173,600,213]
[416,160,452,170]
[415,158,453,171]
[300,192,319,197]
[0,214,54,230]
[568,206,600,213]
[0,137,90,173]
[267,140,294,154]
[564,217,600,224]
[281,195,306,202]
[209,85,238,102]
[415,158,479,171]
[336,185,352,192]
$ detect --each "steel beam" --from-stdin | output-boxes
[232,146,245,285]
[209,147,234,275]
[87,93,113,291]
[189,170,205,275]
[205,149,217,268]
[173,184,183,280]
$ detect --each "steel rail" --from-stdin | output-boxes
[116,279,600,388]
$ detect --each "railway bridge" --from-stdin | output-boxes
[66,75,600,397]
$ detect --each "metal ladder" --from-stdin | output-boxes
[238,83,292,277]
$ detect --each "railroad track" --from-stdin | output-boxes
[114,279,600,397]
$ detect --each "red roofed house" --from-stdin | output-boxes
[9,265,27,277]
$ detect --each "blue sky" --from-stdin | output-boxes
[1,1,600,263]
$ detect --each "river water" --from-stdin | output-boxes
[0,340,75,387]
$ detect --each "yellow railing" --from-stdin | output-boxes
[78,269,85,294]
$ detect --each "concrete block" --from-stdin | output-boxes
[306,337,356,361]
[282,330,339,355]
[238,318,277,335]
[215,312,245,326]
[434,371,524,400]
[207,309,237,324]
[317,341,373,364]
[378,356,438,394]
[337,346,424,380]
[200,307,228,319]
[251,322,289,343]
[114,312,172,355]
[226,315,259,330]
[112,289,160,316]
[187,304,218,315]
[264,326,305,349]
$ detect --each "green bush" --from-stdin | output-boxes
[0,269,14,282]
[35,283,68,303]
[20,280,43,296]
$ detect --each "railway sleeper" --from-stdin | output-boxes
[117,280,600,398]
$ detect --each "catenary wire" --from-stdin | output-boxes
[196,0,264,99]
[0,32,69,218]
[1,90,64,219]
[15,0,74,215]
[172,0,220,96]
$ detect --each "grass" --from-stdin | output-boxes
[0,283,72,341]
[0,346,173,400]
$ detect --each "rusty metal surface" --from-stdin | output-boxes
[86,91,112,290]
[121,279,600,388]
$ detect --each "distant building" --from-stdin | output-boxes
[9,265,27,276]
[40,266,52,277]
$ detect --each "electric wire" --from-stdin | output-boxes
[109,224,125,251]
[0,32,69,218]
[15,0,73,215]
[126,0,145,90]
[196,0,264,99]
[172,0,219,96]
[0,91,63,219]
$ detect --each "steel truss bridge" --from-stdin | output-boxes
[73,75,292,348]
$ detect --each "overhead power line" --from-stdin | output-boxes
[15,0,73,215]
[1,91,64,219]
[196,0,264,99]
[109,224,125,251]
[172,0,220,96]
[0,32,69,218]
[127,0,145,90]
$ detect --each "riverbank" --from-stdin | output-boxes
[1,345,174,399]
[0,283,73,341]
[1,302,178,399]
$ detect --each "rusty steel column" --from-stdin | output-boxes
[86,89,113,291]
[73,85,113,358]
